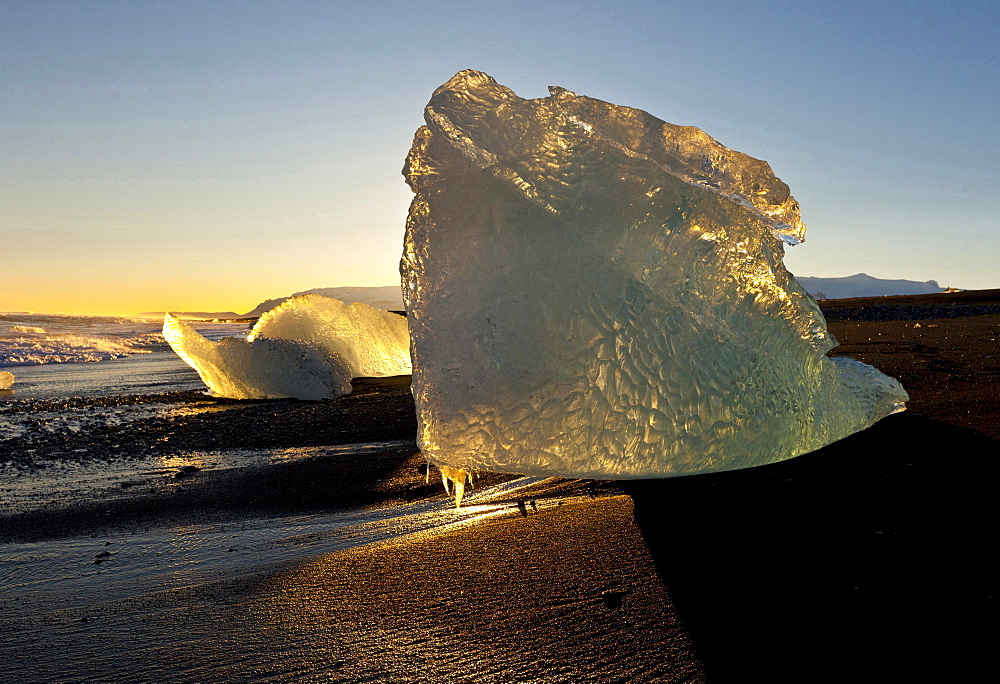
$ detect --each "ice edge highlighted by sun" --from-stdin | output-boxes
[163,294,411,400]
[402,70,908,493]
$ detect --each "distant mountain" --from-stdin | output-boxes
[137,310,242,320]
[795,273,945,300]
[139,285,405,320]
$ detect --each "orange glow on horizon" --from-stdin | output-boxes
[1,278,402,318]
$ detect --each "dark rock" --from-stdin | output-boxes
[601,589,630,610]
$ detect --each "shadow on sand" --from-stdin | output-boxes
[626,413,999,682]
[0,444,424,544]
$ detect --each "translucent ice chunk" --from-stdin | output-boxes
[0,370,14,389]
[401,70,908,480]
[248,294,411,377]
[163,314,352,400]
[438,465,472,507]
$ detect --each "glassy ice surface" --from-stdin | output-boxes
[402,70,908,479]
[163,314,353,400]
[248,294,412,378]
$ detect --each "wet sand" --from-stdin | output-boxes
[2,290,999,682]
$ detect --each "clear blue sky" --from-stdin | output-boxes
[2,0,997,314]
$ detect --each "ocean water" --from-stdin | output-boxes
[0,313,252,399]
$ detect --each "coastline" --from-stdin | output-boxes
[1,290,998,682]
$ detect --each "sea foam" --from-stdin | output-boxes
[0,313,250,368]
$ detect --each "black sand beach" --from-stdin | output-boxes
[2,290,998,682]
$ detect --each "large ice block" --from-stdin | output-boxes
[401,70,907,480]
[248,294,411,377]
[0,370,13,390]
[163,314,353,400]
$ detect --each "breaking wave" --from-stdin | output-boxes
[0,313,249,367]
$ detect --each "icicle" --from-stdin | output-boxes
[439,465,470,507]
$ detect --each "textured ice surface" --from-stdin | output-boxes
[248,294,411,378]
[0,371,13,389]
[163,314,352,400]
[402,70,908,480]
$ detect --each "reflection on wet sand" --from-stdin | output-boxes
[2,478,700,682]
[250,495,704,682]
[160,402,251,418]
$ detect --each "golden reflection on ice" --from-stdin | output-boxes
[438,465,473,507]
